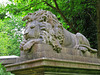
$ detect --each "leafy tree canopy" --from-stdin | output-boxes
[0,0,97,56]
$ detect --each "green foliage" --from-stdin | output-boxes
[0,63,14,75]
[0,0,97,56]
[0,14,24,56]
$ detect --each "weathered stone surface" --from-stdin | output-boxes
[20,9,97,58]
[5,45,100,75]
[5,10,99,75]
[0,55,19,65]
[5,58,100,75]
[17,44,98,63]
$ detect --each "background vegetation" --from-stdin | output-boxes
[0,0,99,56]
[0,62,14,75]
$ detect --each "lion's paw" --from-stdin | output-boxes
[74,45,79,49]
[23,43,32,51]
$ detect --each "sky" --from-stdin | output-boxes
[0,0,9,3]
[0,0,11,6]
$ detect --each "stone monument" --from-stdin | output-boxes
[5,9,100,75]
[19,9,97,59]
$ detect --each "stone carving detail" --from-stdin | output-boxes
[20,9,97,54]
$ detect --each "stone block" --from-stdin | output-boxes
[5,44,100,75]
[17,44,98,63]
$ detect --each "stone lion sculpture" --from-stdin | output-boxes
[20,9,97,54]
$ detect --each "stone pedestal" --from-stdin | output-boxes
[6,58,100,75]
[5,44,100,75]
[17,44,97,62]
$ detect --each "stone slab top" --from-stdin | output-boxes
[5,57,100,72]
[0,55,19,59]
[0,55,19,65]
[6,57,100,66]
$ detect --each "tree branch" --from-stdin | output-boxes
[44,1,77,33]
[53,0,59,9]
[18,0,77,33]
[44,1,69,25]
[87,12,96,24]
[43,1,57,10]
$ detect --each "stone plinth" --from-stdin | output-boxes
[6,58,100,75]
[17,44,98,63]
[5,44,100,75]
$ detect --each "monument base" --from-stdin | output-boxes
[5,44,100,75]
[6,58,100,75]
[17,44,97,62]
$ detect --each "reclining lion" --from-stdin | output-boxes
[20,9,97,53]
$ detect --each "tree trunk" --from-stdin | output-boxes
[96,0,100,58]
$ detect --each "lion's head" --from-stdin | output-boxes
[23,21,40,40]
[22,10,64,52]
